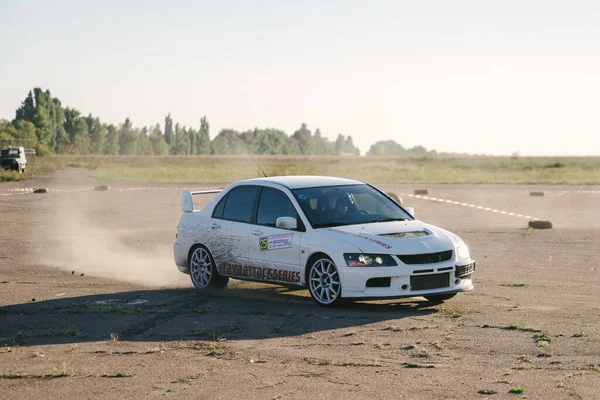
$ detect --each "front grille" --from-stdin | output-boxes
[397,250,453,265]
[410,273,450,291]
[456,262,476,278]
[366,277,391,288]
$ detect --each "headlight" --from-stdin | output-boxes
[456,243,470,260]
[344,253,397,267]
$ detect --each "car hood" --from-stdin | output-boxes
[316,220,458,254]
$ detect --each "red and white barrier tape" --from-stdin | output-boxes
[401,193,540,221]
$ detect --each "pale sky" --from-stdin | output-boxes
[1,0,599,155]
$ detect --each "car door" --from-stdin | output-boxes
[249,187,303,284]
[208,185,259,276]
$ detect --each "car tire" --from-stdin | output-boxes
[424,293,457,302]
[189,245,229,290]
[307,256,343,307]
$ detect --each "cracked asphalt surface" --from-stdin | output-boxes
[1,169,599,399]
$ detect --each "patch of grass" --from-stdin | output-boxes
[0,170,23,182]
[581,364,600,372]
[374,342,390,349]
[451,313,461,319]
[402,362,435,369]
[48,154,600,185]
[410,350,431,358]
[482,324,542,333]
[533,333,552,343]
[304,358,382,368]
[501,325,523,331]
[176,341,237,359]
[572,331,585,338]
[110,333,119,342]
[274,322,285,334]
[500,283,527,287]
[0,371,71,379]
[508,387,525,394]
[101,372,132,378]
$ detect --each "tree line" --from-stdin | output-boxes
[0,88,434,156]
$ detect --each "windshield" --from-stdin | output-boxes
[292,184,413,228]
[0,149,20,158]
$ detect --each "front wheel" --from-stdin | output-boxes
[189,245,229,290]
[308,257,343,307]
[424,293,457,302]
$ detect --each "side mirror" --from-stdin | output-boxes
[405,207,415,217]
[276,216,297,230]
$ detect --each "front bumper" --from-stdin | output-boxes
[339,261,475,299]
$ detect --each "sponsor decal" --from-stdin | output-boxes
[298,194,307,200]
[220,263,300,282]
[325,228,392,249]
[259,233,293,251]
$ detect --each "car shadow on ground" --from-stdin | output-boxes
[0,286,441,347]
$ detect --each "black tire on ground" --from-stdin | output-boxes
[414,189,429,195]
[424,293,457,302]
[33,188,48,194]
[188,245,229,290]
[307,256,343,307]
[94,185,110,191]
[386,192,403,206]
[528,220,553,229]
[530,192,544,197]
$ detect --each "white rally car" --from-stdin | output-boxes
[174,176,475,307]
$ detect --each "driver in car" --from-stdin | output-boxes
[334,194,358,222]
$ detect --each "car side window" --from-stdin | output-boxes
[257,188,298,228]
[221,186,259,223]
[212,196,226,219]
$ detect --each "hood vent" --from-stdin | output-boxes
[397,250,453,265]
[379,231,429,239]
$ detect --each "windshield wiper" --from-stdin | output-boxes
[314,222,348,228]
[374,217,406,223]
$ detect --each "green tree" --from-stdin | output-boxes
[367,140,409,156]
[85,115,106,154]
[291,123,316,155]
[164,113,174,147]
[103,124,119,155]
[211,129,248,154]
[195,116,211,154]
[118,118,137,155]
[149,124,169,155]
[52,98,67,152]
[73,134,92,154]
[173,123,191,155]
[134,127,154,155]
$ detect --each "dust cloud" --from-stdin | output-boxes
[35,188,190,288]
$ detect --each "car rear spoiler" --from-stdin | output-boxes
[181,190,222,212]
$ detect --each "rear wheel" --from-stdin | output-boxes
[424,293,457,302]
[189,245,229,290]
[308,256,343,307]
